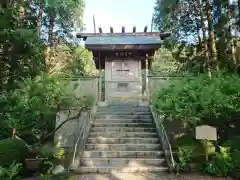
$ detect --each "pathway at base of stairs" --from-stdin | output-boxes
[75,172,232,180]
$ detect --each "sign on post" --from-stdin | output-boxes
[196,125,217,141]
[195,125,217,161]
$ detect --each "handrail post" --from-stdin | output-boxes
[150,105,175,171]
[70,104,96,169]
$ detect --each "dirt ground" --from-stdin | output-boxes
[75,172,233,180]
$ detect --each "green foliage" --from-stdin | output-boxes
[0,138,28,167]
[49,43,98,77]
[0,28,45,91]
[231,150,240,169]
[40,172,74,180]
[173,135,208,173]
[204,146,234,177]
[223,136,240,150]
[40,160,54,175]
[175,146,195,173]
[0,5,45,90]
[0,73,75,140]
[155,72,240,176]
[70,46,97,76]
[0,161,23,180]
[151,48,182,76]
[153,0,240,73]
[155,72,240,131]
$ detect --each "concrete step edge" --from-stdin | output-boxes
[91,127,156,129]
[80,157,165,160]
[93,122,154,125]
[83,150,164,152]
[88,137,159,140]
[86,143,160,146]
[94,118,153,121]
[72,166,169,173]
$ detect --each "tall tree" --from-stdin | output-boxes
[206,0,219,71]
[153,0,240,73]
[198,0,211,77]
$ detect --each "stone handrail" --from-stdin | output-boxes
[150,105,175,171]
[70,105,96,169]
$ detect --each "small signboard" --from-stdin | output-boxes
[195,125,217,141]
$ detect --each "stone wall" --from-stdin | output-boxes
[68,76,99,102]
[148,76,182,103]
[54,110,90,148]
[54,77,98,149]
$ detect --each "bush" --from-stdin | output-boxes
[154,72,240,176]
[175,146,195,173]
[0,138,28,167]
[0,73,76,141]
[0,161,23,180]
[155,72,240,140]
[174,135,207,173]
[204,146,234,177]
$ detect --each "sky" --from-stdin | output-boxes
[82,0,156,33]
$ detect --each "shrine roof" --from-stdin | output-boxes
[84,35,162,45]
[76,27,171,51]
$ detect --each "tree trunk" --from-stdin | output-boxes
[48,10,55,46]
[197,0,211,77]
[45,10,55,66]
[228,3,237,72]
[19,6,25,26]
[37,2,44,36]
[197,23,202,52]
[206,0,219,71]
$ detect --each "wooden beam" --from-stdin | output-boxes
[110,27,114,33]
[122,26,125,33]
[76,32,171,38]
[85,44,161,51]
[99,27,102,33]
[144,26,148,32]
[133,26,136,33]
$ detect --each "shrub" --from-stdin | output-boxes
[0,161,23,180]
[0,138,28,167]
[231,150,240,178]
[175,146,195,173]
[154,72,240,176]
[0,73,77,141]
[154,72,240,140]
[204,146,234,177]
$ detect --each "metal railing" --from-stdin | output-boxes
[71,106,95,167]
[150,105,175,171]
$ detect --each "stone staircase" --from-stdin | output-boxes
[75,104,169,173]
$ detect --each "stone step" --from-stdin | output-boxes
[74,166,168,173]
[82,150,164,158]
[85,144,161,151]
[95,114,152,119]
[89,132,158,138]
[91,127,157,133]
[87,137,159,144]
[94,119,153,123]
[93,122,154,128]
[97,107,150,113]
[80,157,166,167]
[97,108,151,114]
[96,111,152,115]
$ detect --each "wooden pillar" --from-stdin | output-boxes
[147,55,153,103]
[98,52,101,102]
[146,54,149,102]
